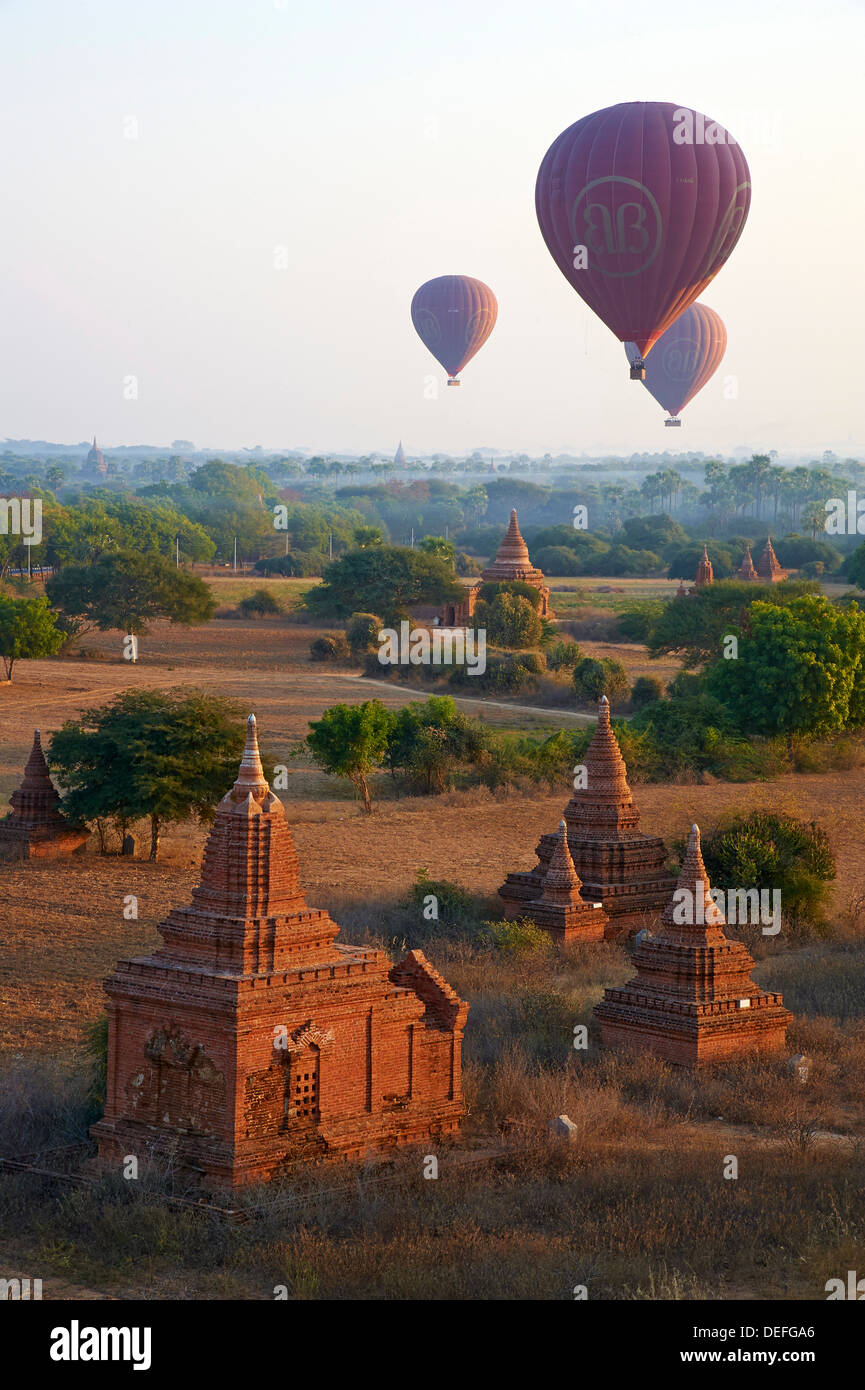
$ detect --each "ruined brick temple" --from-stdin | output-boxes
[441,508,551,626]
[92,716,468,1187]
[593,823,792,1066]
[0,730,88,860]
[498,697,676,936]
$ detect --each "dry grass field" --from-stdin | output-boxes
[0,577,863,1300]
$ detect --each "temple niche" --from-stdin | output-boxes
[499,697,676,936]
[593,823,792,1066]
[0,731,89,860]
[441,509,551,627]
[92,715,468,1188]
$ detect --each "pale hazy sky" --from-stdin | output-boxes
[0,0,862,457]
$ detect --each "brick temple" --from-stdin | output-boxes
[441,508,551,626]
[518,819,608,944]
[498,697,676,936]
[0,730,88,860]
[593,823,792,1066]
[92,715,468,1187]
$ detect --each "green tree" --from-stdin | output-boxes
[386,695,488,792]
[304,546,461,623]
[649,579,816,669]
[572,656,630,705]
[47,550,216,643]
[345,612,382,656]
[707,594,865,745]
[478,592,542,648]
[306,700,393,811]
[0,595,64,680]
[700,812,835,932]
[49,690,251,859]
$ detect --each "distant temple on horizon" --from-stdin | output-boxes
[441,509,551,627]
[84,436,107,477]
[394,440,406,467]
[680,537,789,594]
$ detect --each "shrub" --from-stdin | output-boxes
[630,675,664,710]
[346,612,382,656]
[477,593,542,648]
[238,588,282,618]
[455,551,481,576]
[534,545,584,577]
[514,651,545,675]
[616,601,664,644]
[309,633,350,662]
[699,813,836,933]
[484,918,553,955]
[546,639,582,671]
[572,656,630,705]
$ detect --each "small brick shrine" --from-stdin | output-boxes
[92,715,468,1187]
[0,730,88,860]
[441,508,551,626]
[593,823,792,1066]
[518,819,608,944]
[498,697,676,935]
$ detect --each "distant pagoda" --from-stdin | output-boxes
[0,731,88,860]
[518,820,608,944]
[499,697,676,935]
[84,436,107,475]
[736,546,758,581]
[594,824,792,1066]
[394,440,407,466]
[756,536,788,582]
[441,507,551,626]
[694,545,714,587]
[93,715,468,1187]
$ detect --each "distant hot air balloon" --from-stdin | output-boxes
[535,102,750,379]
[625,303,727,426]
[410,275,497,385]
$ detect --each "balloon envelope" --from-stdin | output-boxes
[625,303,727,418]
[535,102,750,358]
[410,275,498,380]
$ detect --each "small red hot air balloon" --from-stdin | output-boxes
[410,275,497,385]
[625,303,727,426]
[535,102,750,379]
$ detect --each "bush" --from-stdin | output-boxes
[238,588,282,618]
[346,612,382,656]
[484,918,553,955]
[476,580,542,610]
[616,601,664,644]
[309,633,350,662]
[593,545,662,578]
[255,552,327,577]
[514,651,545,674]
[534,545,584,577]
[455,551,481,576]
[666,671,707,700]
[630,675,664,710]
[546,639,582,671]
[572,656,630,705]
[477,593,542,648]
[699,813,836,933]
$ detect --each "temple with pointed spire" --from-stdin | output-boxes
[593,824,792,1065]
[440,508,551,626]
[499,697,676,935]
[92,715,468,1187]
[755,536,788,582]
[736,545,758,581]
[84,436,107,476]
[694,545,714,587]
[516,820,608,944]
[0,731,88,859]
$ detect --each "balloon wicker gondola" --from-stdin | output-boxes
[665,417,682,427]
[629,360,646,380]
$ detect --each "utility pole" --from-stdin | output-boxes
[234,536,237,573]
[329,532,333,560]
[175,535,179,567]
[410,527,414,549]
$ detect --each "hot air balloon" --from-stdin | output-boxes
[624,303,727,426]
[410,275,497,385]
[535,102,749,379]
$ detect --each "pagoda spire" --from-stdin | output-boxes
[659,823,727,946]
[564,696,637,837]
[737,545,758,581]
[538,820,583,906]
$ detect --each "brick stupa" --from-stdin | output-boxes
[0,730,88,860]
[694,545,714,587]
[92,715,468,1188]
[756,536,788,582]
[593,824,792,1066]
[518,819,608,944]
[499,697,676,936]
[442,508,551,625]
[736,546,758,581]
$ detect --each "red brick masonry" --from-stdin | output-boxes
[92,716,468,1187]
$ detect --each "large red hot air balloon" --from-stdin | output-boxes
[410,275,497,385]
[625,303,727,426]
[535,102,750,379]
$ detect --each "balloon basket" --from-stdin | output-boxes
[664,417,682,427]
[629,361,646,381]
[446,378,461,387]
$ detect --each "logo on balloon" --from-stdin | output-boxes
[464,308,493,348]
[570,176,662,278]
[702,181,751,279]
[413,309,441,347]
[661,340,701,382]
